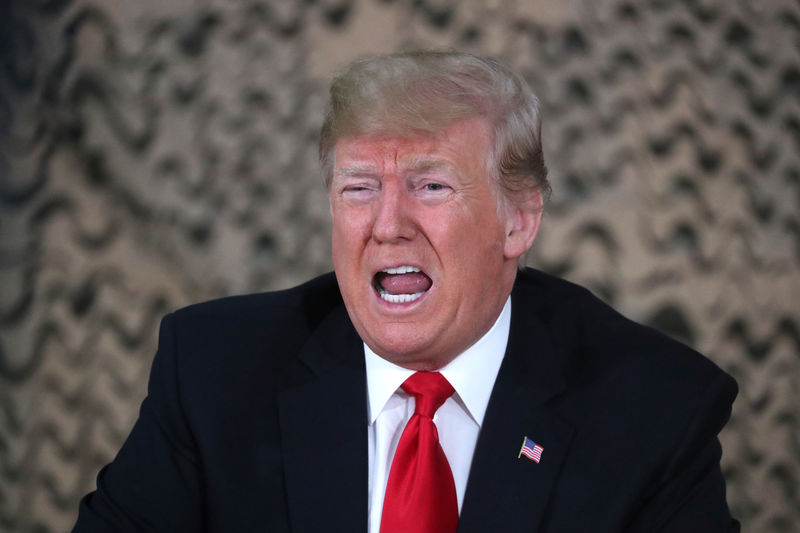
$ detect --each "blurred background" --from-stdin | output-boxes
[1,0,798,531]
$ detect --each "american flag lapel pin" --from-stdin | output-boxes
[518,436,544,463]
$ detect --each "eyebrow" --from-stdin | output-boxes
[332,157,455,180]
[332,164,381,180]
[402,157,454,175]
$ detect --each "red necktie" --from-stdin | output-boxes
[380,372,458,533]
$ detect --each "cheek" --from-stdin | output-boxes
[443,224,506,276]
[332,215,369,267]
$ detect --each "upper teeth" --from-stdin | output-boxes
[382,266,420,274]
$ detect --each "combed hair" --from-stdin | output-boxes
[319,50,550,203]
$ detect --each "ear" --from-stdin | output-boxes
[503,190,543,261]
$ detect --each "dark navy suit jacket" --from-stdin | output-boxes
[73,268,739,532]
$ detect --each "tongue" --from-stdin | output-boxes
[376,272,432,295]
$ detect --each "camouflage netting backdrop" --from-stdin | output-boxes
[1,0,798,531]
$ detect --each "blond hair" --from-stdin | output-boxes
[319,50,550,203]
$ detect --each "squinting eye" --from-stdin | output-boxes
[341,185,375,195]
[425,183,445,191]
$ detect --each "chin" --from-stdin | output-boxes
[367,331,459,370]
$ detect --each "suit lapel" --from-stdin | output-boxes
[458,282,575,533]
[278,305,368,533]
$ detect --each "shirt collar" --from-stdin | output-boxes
[364,297,511,426]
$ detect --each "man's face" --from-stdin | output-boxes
[330,118,532,370]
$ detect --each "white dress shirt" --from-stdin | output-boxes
[365,297,511,533]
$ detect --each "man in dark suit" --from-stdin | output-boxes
[74,51,739,532]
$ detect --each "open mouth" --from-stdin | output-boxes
[372,265,433,303]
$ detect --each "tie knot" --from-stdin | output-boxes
[401,372,455,418]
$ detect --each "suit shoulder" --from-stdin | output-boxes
[161,272,342,369]
[146,272,344,414]
[171,271,341,332]
[515,268,736,400]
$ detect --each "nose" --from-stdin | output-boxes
[371,183,417,243]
